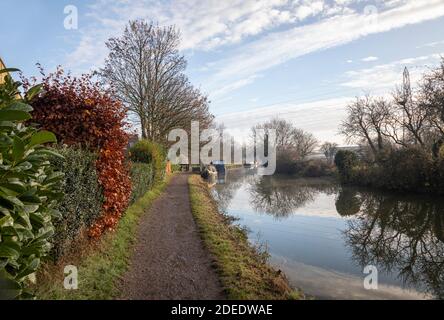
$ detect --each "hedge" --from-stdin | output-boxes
[49,147,103,260]
[26,67,131,238]
[129,163,154,205]
[129,140,166,182]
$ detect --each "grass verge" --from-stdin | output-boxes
[188,175,303,300]
[33,175,172,300]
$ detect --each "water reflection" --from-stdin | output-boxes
[211,169,253,213]
[211,169,444,299]
[340,189,444,299]
[248,176,338,218]
[335,188,362,217]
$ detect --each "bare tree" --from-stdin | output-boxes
[252,118,318,160]
[101,20,213,142]
[340,58,444,162]
[419,59,444,137]
[340,94,404,156]
[340,95,390,154]
[392,68,428,146]
[320,142,338,164]
[252,118,296,149]
[292,128,318,159]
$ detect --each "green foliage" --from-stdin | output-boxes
[334,147,444,194]
[380,148,431,191]
[334,150,359,182]
[0,70,63,299]
[129,140,166,182]
[129,163,153,205]
[50,147,103,260]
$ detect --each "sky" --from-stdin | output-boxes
[1,0,444,145]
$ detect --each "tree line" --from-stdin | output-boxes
[341,64,444,156]
[336,59,444,194]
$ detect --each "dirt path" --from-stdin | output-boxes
[119,173,225,300]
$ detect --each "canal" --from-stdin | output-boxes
[211,168,444,299]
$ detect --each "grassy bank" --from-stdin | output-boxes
[33,175,172,300]
[188,175,303,300]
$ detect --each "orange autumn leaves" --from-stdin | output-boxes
[27,67,131,237]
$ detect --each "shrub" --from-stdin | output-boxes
[303,160,335,177]
[171,164,181,173]
[129,163,154,205]
[25,67,131,238]
[49,147,103,260]
[275,148,298,174]
[380,147,431,192]
[334,150,359,182]
[129,140,166,182]
[0,69,63,299]
[335,147,444,195]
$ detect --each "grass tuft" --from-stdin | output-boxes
[188,175,304,300]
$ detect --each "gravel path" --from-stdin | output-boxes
[119,173,225,300]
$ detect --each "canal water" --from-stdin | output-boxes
[211,168,444,300]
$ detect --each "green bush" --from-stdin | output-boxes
[0,69,63,299]
[129,163,153,205]
[334,147,444,195]
[129,140,166,182]
[380,147,431,192]
[171,164,181,173]
[49,147,103,260]
[334,150,359,182]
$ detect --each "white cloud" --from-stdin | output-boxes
[211,74,262,98]
[341,53,443,91]
[217,96,352,144]
[361,56,379,62]
[208,0,444,84]
[66,0,334,71]
[416,40,444,49]
[65,0,444,104]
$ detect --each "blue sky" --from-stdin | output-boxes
[1,0,444,145]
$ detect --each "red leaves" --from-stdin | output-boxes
[28,67,131,238]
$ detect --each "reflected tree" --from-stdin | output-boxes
[344,192,444,298]
[335,188,363,216]
[248,176,338,218]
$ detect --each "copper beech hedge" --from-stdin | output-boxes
[25,67,131,238]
